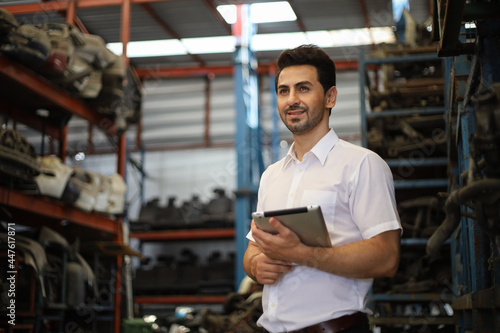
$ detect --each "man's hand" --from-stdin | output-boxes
[251,218,304,261]
[249,252,293,285]
[243,219,298,284]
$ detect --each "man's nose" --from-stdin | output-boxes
[287,90,299,105]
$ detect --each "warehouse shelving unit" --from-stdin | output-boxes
[433,0,500,330]
[0,54,126,333]
[130,227,235,318]
[359,48,454,332]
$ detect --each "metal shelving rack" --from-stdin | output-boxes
[0,53,126,332]
[359,48,454,331]
[433,0,500,331]
[130,228,234,309]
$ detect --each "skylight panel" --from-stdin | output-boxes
[107,39,187,57]
[217,1,296,24]
[107,29,396,58]
[182,36,236,54]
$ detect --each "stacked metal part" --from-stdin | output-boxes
[0,8,142,134]
[131,188,235,231]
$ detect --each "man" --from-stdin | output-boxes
[243,44,402,333]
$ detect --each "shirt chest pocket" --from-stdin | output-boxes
[300,190,337,230]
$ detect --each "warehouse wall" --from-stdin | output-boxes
[75,69,362,222]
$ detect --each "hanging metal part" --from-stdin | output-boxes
[398,196,445,239]
[436,0,468,56]
[436,0,500,57]
[471,83,500,178]
[426,178,500,258]
[428,83,500,257]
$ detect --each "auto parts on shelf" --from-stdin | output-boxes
[131,187,234,231]
[0,128,39,189]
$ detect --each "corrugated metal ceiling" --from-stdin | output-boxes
[5,0,433,69]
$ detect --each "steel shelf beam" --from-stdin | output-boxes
[385,157,448,168]
[134,295,226,304]
[365,107,445,119]
[0,187,118,234]
[370,316,455,326]
[0,55,117,137]
[394,179,448,189]
[130,228,235,241]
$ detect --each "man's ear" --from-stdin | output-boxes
[326,86,337,109]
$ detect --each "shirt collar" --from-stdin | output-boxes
[282,129,339,169]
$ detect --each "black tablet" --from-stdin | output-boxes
[252,205,331,247]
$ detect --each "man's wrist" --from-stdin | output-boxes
[250,253,260,279]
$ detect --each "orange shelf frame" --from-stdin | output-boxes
[134,295,227,304]
[0,187,119,234]
[130,228,235,241]
[0,55,117,136]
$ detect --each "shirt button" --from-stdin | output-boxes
[299,168,303,172]
[290,193,294,197]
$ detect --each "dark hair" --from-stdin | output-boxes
[274,44,336,93]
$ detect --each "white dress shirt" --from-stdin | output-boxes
[247,129,401,332]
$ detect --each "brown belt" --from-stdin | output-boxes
[285,312,367,333]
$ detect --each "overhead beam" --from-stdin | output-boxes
[200,0,232,35]
[287,0,307,32]
[139,3,206,65]
[136,65,235,79]
[121,0,131,67]
[358,0,376,49]
[134,60,359,79]
[66,0,76,24]
[73,16,90,34]
[1,0,178,14]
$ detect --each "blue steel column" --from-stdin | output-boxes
[233,5,264,288]
[447,19,500,332]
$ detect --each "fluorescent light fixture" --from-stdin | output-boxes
[217,1,296,24]
[107,27,395,58]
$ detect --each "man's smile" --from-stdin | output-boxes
[285,107,307,119]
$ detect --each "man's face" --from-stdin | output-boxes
[276,65,336,135]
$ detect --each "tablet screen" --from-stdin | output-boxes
[252,205,331,247]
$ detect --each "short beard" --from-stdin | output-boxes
[283,105,325,135]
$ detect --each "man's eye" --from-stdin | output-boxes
[278,89,288,94]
